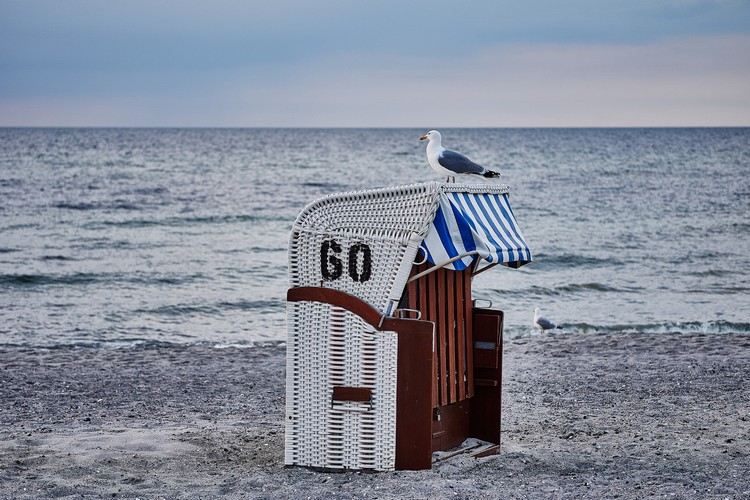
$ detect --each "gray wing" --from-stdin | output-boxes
[438,149,485,175]
[536,316,557,330]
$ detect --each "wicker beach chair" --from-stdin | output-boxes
[285,181,532,471]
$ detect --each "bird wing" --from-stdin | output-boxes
[438,149,485,175]
[535,316,557,330]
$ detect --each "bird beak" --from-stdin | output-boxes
[419,134,428,141]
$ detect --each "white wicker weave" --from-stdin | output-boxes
[285,181,510,471]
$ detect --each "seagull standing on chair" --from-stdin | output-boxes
[420,130,501,182]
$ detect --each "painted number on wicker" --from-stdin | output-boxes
[348,243,372,282]
[321,239,372,282]
[321,239,343,280]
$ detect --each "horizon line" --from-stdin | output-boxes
[1,125,749,129]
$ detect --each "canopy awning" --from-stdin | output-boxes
[420,191,532,271]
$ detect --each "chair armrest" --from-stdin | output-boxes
[287,286,433,334]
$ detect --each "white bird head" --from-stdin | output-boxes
[534,307,541,318]
[419,130,441,143]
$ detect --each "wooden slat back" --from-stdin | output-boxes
[445,270,456,403]
[405,263,473,408]
[463,270,474,398]
[455,270,467,401]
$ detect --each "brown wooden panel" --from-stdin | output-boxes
[395,318,434,470]
[445,271,460,403]
[437,271,449,406]
[473,347,499,369]
[455,270,467,400]
[418,266,438,408]
[406,265,474,407]
[332,386,372,402]
[431,400,470,452]
[407,272,417,316]
[473,314,500,369]
[473,314,500,343]
[426,269,436,404]
[443,271,458,403]
[464,273,474,398]
[470,308,504,447]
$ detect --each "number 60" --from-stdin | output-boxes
[320,239,372,282]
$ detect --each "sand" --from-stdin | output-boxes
[1,331,748,499]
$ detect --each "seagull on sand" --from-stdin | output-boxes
[419,130,501,182]
[533,307,562,332]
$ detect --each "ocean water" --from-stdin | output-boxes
[1,128,748,347]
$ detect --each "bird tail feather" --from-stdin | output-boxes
[483,170,501,178]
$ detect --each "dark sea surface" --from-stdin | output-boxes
[1,128,748,347]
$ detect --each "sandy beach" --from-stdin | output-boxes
[1,330,748,499]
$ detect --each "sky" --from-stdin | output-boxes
[1,0,749,127]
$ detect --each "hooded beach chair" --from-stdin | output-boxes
[285,181,532,471]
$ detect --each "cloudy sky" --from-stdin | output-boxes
[1,0,749,126]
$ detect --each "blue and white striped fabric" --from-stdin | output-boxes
[421,192,532,271]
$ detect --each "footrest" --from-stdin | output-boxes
[432,438,500,463]
[474,378,499,387]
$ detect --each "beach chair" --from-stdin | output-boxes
[285,181,532,471]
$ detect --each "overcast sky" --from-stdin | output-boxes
[1,0,749,126]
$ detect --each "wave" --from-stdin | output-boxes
[69,239,171,251]
[0,247,18,254]
[557,282,638,293]
[302,181,348,189]
[503,320,750,339]
[133,299,281,317]
[53,202,100,210]
[145,274,208,285]
[490,282,640,297]
[517,206,558,216]
[216,245,285,254]
[569,320,750,335]
[666,250,735,263]
[0,272,102,286]
[505,320,750,338]
[53,201,144,211]
[39,255,76,261]
[213,341,284,349]
[217,299,280,311]
[115,186,170,196]
[132,303,219,316]
[529,252,625,269]
[1,223,36,231]
[0,338,287,350]
[0,178,23,188]
[88,213,284,229]
[687,269,734,277]
[0,272,207,288]
[686,285,750,295]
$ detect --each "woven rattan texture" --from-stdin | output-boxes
[285,303,398,469]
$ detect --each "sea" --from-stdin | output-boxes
[1,128,748,347]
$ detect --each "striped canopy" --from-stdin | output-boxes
[421,191,532,271]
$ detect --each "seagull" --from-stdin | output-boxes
[419,130,500,182]
[533,307,562,332]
